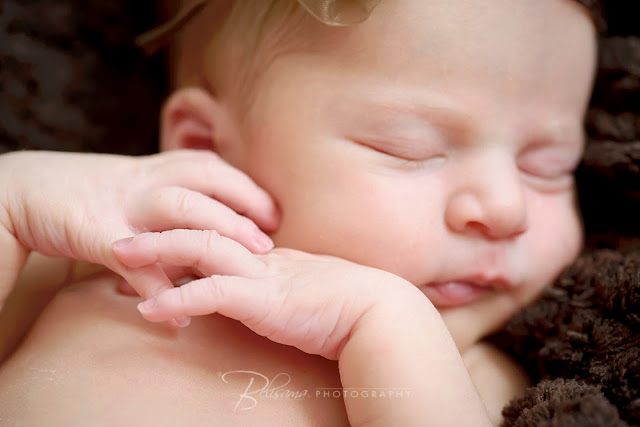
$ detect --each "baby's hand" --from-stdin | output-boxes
[113,229,420,359]
[0,150,279,309]
[114,230,493,426]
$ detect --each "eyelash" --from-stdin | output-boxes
[519,162,573,177]
[517,156,580,190]
[372,147,446,171]
[362,140,443,160]
[520,169,574,192]
[363,139,581,188]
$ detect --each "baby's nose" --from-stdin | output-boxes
[445,154,528,240]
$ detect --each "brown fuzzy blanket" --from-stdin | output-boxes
[1,1,639,425]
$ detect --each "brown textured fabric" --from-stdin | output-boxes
[502,379,628,427]
[492,250,640,425]
[577,34,640,247]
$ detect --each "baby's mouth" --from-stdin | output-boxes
[419,276,510,308]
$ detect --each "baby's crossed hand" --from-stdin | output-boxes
[113,229,418,360]
[0,150,279,317]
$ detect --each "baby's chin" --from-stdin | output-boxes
[438,290,523,351]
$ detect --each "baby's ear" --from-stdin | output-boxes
[160,87,241,154]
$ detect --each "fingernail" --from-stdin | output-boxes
[252,229,274,252]
[175,315,191,328]
[137,297,157,314]
[113,237,134,250]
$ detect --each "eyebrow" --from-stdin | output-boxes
[341,91,475,136]
[342,90,584,148]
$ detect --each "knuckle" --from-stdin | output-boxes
[174,189,196,217]
[177,284,189,308]
[203,276,225,305]
[156,187,194,223]
[198,230,220,271]
[193,152,222,177]
[202,229,221,250]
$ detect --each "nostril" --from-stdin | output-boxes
[466,221,489,235]
[445,193,484,233]
[472,215,528,240]
[465,221,502,240]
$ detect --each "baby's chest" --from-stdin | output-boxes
[1,274,349,426]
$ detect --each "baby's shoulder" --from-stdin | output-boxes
[0,254,103,362]
[462,341,530,425]
[0,253,72,362]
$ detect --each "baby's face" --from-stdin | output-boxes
[223,0,596,348]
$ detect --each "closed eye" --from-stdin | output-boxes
[353,140,447,171]
[517,145,582,190]
[354,138,445,161]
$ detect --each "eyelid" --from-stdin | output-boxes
[520,172,575,193]
[352,121,448,158]
[517,144,582,190]
[355,138,445,161]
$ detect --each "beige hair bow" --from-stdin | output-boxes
[137,0,381,54]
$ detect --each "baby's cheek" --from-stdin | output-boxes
[530,197,582,283]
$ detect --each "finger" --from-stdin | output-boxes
[131,186,274,253]
[119,263,175,300]
[151,150,280,231]
[103,226,195,288]
[118,264,192,328]
[136,275,265,324]
[116,265,194,296]
[113,230,266,278]
[160,264,201,283]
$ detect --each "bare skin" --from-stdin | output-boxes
[0,262,526,426]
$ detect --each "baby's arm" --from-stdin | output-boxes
[114,229,493,426]
[339,302,491,426]
[0,170,68,360]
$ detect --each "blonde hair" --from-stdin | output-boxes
[162,1,315,96]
